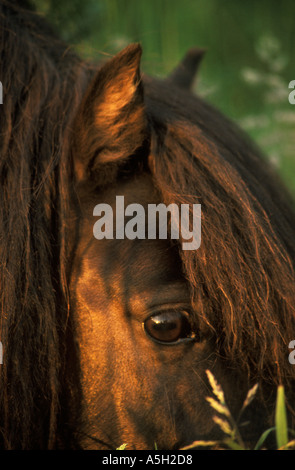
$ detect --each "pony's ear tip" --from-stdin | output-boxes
[110,42,143,76]
[118,43,143,62]
[167,46,207,90]
[186,47,207,57]
[181,47,207,70]
[128,42,143,53]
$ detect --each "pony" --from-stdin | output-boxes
[0,0,295,450]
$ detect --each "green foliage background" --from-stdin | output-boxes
[33,0,295,195]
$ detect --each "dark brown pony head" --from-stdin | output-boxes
[1,0,295,450]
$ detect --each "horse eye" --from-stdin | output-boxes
[144,310,195,344]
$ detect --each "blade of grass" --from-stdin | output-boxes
[254,427,276,450]
[275,385,288,449]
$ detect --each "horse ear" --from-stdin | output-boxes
[73,43,148,183]
[167,48,206,90]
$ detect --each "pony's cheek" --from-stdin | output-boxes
[72,287,217,449]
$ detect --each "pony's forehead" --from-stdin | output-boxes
[79,171,159,208]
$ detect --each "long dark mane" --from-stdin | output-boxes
[1,0,295,450]
[0,0,92,448]
[146,78,295,390]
